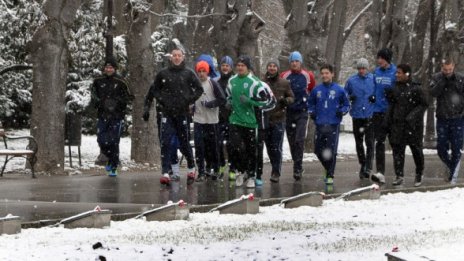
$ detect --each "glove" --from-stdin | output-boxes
[142,110,150,121]
[349,95,356,102]
[309,113,316,121]
[336,111,343,118]
[368,95,376,103]
[225,100,232,110]
[201,100,213,108]
[239,95,249,105]
[279,98,288,107]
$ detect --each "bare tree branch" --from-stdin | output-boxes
[344,1,373,41]
[0,64,32,76]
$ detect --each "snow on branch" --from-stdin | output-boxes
[147,9,231,19]
[344,1,373,40]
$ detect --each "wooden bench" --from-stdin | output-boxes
[0,129,38,178]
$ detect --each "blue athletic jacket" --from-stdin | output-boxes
[373,64,396,113]
[308,82,350,125]
[344,73,375,119]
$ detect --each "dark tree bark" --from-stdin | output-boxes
[280,0,333,153]
[125,0,159,164]
[29,0,84,173]
[325,0,347,81]
[408,0,431,77]
[182,0,265,68]
[281,0,331,71]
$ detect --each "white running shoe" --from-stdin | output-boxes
[235,173,244,187]
[246,177,256,188]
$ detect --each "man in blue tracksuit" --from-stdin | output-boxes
[308,64,350,185]
[344,58,376,180]
[372,48,396,181]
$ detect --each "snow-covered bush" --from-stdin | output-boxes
[0,1,44,128]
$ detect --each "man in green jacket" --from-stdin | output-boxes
[228,55,269,188]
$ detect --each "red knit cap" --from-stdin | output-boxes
[195,61,210,73]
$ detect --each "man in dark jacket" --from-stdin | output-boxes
[262,60,294,183]
[215,56,234,179]
[143,47,203,185]
[430,59,464,184]
[386,64,428,186]
[91,56,131,177]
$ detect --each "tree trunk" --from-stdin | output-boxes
[280,0,332,153]
[125,0,159,164]
[29,0,83,173]
[325,0,347,81]
[389,0,408,63]
[182,0,264,67]
[409,0,431,77]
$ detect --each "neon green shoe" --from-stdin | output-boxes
[324,177,333,185]
[219,165,226,179]
[229,171,236,181]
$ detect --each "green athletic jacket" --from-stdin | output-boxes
[227,73,268,128]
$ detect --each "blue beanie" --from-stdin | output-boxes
[289,51,303,63]
[220,56,234,68]
[196,54,219,78]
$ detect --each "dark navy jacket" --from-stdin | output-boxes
[280,69,315,112]
[308,82,350,125]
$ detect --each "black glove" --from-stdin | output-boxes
[201,100,214,108]
[279,98,287,107]
[142,110,150,121]
[349,95,356,102]
[225,100,232,110]
[336,111,343,118]
[368,95,376,103]
[309,113,316,121]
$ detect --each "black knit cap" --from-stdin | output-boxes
[377,48,393,64]
[105,56,118,69]
[236,55,253,70]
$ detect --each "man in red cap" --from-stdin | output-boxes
[193,61,226,181]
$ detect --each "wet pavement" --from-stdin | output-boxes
[0,154,460,222]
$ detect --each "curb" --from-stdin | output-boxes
[20,183,464,229]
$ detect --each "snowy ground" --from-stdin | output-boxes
[1,128,436,174]
[0,188,463,260]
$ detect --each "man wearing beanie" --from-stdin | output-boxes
[193,60,226,182]
[214,55,235,179]
[143,47,203,186]
[372,48,396,182]
[280,51,316,181]
[227,55,270,188]
[90,56,131,177]
[261,60,294,183]
[344,58,376,181]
